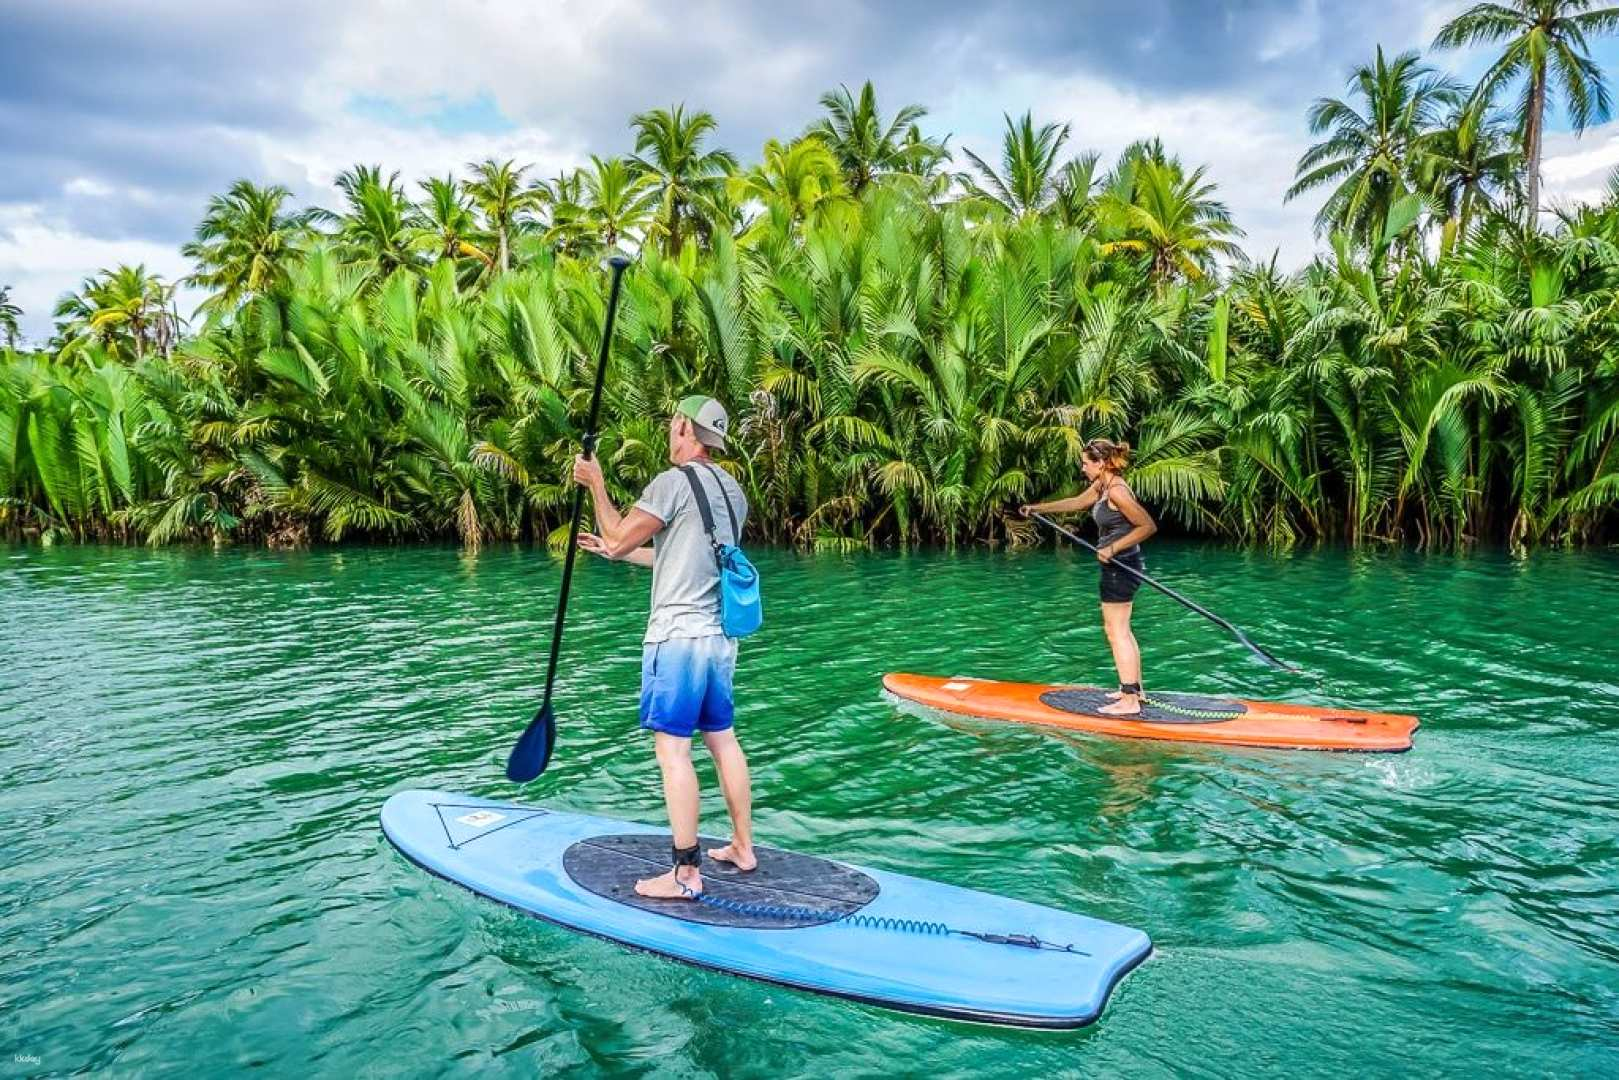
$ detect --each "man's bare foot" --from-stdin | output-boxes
[1099,695,1142,716]
[707,842,757,871]
[635,867,702,899]
[1105,689,1124,700]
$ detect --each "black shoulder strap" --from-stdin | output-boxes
[678,464,741,546]
[677,466,719,542]
[700,462,740,543]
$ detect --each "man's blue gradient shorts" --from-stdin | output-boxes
[639,635,738,738]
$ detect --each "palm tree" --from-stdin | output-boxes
[412,176,497,289]
[52,266,180,363]
[897,125,953,174]
[1434,0,1619,220]
[886,125,956,206]
[1051,153,1103,229]
[0,286,20,349]
[463,159,543,273]
[1100,157,1245,287]
[808,81,943,194]
[182,180,313,314]
[579,156,657,250]
[1288,47,1464,243]
[960,112,1074,219]
[629,105,737,257]
[539,169,591,256]
[730,137,852,236]
[1419,99,1522,248]
[317,166,421,281]
[413,176,484,261]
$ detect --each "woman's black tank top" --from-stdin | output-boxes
[1092,482,1139,555]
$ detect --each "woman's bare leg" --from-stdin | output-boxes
[1099,601,1142,715]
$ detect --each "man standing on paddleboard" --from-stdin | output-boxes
[572,395,755,899]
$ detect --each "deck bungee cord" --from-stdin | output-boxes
[1136,695,1244,721]
[675,882,1093,955]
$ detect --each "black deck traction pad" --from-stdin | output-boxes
[1038,688,1249,724]
[562,834,881,929]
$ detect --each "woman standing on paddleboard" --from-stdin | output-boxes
[1022,438,1157,716]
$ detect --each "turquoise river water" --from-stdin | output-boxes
[3,541,1616,1077]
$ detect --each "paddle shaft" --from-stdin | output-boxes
[1030,511,1301,674]
[537,256,631,709]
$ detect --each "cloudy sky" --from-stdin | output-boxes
[4,0,1619,343]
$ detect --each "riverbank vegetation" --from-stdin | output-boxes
[5,5,1618,552]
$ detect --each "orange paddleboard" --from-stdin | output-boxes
[882,673,1418,753]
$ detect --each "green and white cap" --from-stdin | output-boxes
[676,394,730,449]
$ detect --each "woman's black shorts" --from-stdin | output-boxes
[1099,549,1144,604]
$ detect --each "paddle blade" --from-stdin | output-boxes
[506,703,557,783]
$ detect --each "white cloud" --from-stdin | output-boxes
[295,0,830,150]
[255,117,587,207]
[63,178,116,198]
[1541,124,1619,209]
[1257,0,1322,63]
[0,206,200,346]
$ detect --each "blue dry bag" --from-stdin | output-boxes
[679,464,762,638]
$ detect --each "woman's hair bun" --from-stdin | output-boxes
[1084,438,1131,472]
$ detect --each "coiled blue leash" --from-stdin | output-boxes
[678,883,1091,955]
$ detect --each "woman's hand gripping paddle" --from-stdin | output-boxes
[506,254,633,782]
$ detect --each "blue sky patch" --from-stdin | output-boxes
[345,92,516,135]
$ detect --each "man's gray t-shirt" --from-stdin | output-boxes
[633,462,749,643]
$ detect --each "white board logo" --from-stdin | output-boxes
[942,681,972,692]
[456,810,506,827]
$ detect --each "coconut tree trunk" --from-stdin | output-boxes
[1525,71,1546,225]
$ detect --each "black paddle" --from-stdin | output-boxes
[1029,511,1304,675]
[506,253,633,782]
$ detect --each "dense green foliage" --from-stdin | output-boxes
[5,23,1619,552]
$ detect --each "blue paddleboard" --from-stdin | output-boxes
[381,789,1151,1028]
